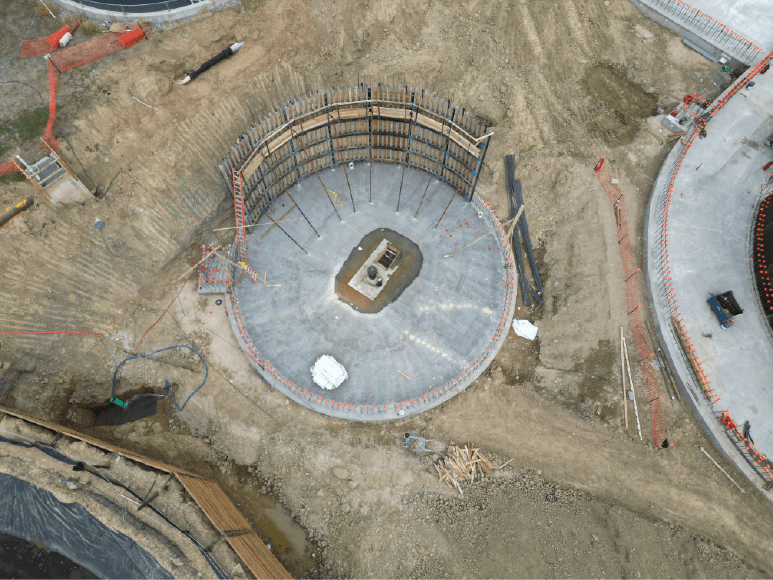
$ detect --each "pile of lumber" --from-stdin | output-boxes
[435,444,494,496]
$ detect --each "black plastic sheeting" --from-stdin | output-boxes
[0,436,228,579]
[0,473,173,579]
[0,531,97,579]
[74,0,193,13]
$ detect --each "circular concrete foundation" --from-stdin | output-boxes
[222,162,516,420]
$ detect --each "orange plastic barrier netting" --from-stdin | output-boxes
[40,25,150,151]
[20,21,79,58]
[43,59,60,151]
[595,157,668,448]
[0,160,22,176]
[48,26,146,73]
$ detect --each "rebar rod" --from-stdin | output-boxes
[292,121,341,221]
[285,191,320,238]
[328,112,355,214]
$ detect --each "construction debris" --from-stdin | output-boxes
[179,42,244,85]
[404,435,426,452]
[505,154,543,306]
[435,444,495,496]
[512,319,538,341]
[310,355,348,390]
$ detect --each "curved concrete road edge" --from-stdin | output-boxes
[48,0,233,24]
[644,53,773,498]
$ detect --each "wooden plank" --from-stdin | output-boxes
[24,173,51,201]
[238,98,481,173]
[379,107,409,120]
[0,404,197,476]
[177,474,291,579]
[299,113,328,131]
[242,152,266,184]
[267,129,293,154]
[27,158,60,178]
[337,107,368,120]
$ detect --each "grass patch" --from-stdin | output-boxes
[81,18,102,35]
[0,108,48,143]
[29,0,59,17]
[0,174,26,184]
[16,108,48,141]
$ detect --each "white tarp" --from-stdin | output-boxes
[311,355,348,390]
[512,319,538,341]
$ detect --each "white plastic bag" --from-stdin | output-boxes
[512,319,538,341]
[311,355,348,390]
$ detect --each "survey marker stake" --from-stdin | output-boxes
[179,42,244,85]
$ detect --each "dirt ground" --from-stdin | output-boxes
[2,0,773,577]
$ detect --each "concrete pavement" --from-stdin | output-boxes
[645,58,773,493]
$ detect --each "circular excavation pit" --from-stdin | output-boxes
[204,85,517,420]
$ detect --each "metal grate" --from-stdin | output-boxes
[376,245,399,270]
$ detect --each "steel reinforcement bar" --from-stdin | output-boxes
[217,84,491,224]
[750,178,773,338]
[641,0,761,64]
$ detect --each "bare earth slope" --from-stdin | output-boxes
[1,0,770,577]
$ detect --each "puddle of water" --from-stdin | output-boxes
[258,504,311,556]
[73,402,318,576]
[335,228,423,313]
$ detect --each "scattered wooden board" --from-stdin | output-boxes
[435,443,494,495]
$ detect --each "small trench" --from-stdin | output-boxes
[64,394,319,578]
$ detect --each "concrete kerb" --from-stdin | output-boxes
[47,0,233,24]
[218,188,517,422]
[644,51,773,496]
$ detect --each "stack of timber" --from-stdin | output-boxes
[435,444,494,496]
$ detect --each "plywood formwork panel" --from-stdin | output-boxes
[176,474,291,579]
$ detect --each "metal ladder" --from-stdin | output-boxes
[232,169,248,274]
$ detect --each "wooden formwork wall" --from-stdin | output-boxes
[218,84,492,223]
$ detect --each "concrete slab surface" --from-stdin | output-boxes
[645,63,773,491]
[226,162,515,420]
[630,0,773,64]
[685,0,773,52]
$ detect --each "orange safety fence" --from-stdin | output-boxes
[20,21,79,57]
[19,22,151,152]
[595,156,668,449]
[648,53,773,472]
[0,160,22,176]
